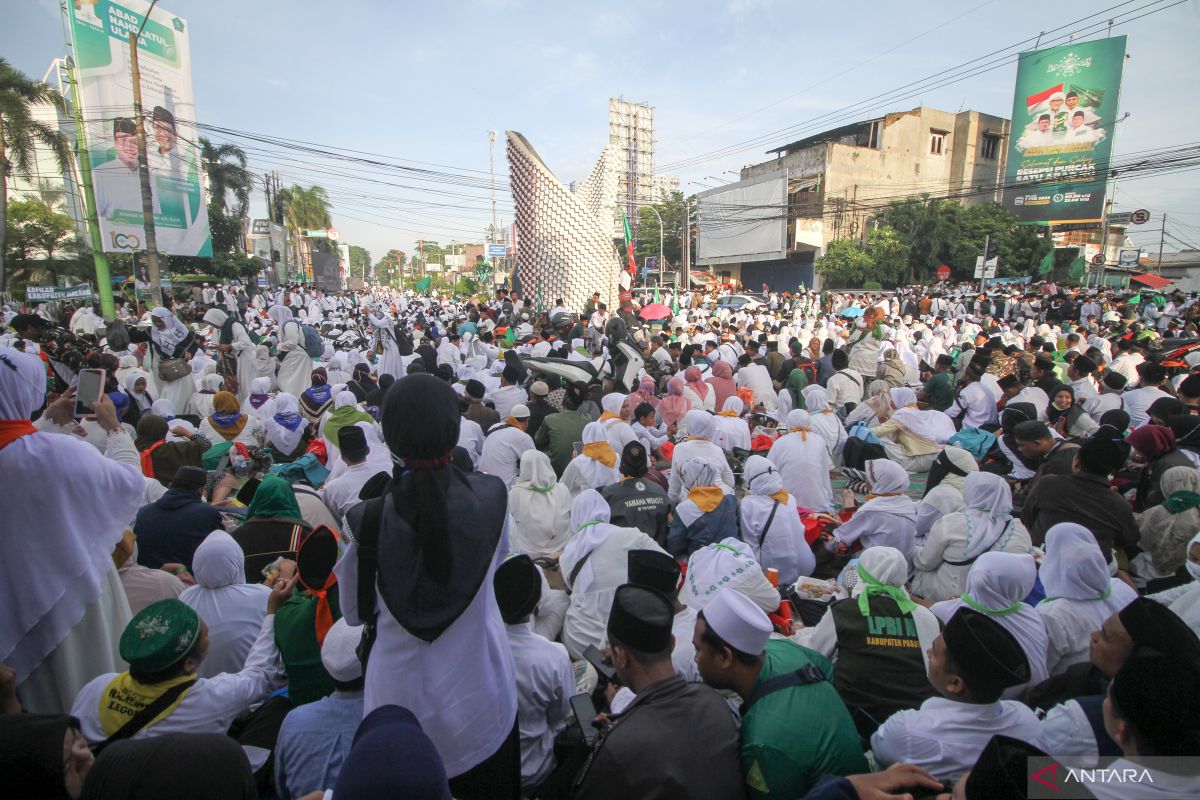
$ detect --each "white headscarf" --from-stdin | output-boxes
[683,409,715,441]
[178,531,271,679]
[888,386,956,444]
[675,458,727,527]
[123,369,153,411]
[508,449,573,556]
[200,373,224,393]
[560,490,617,592]
[266,392,306,454]
[721,395,744,415]
[150,398,177,420]
[1040,523,1129,605]
[568,422,621,492]
[149,307,189,352]
[202,307,229,329]
[959,472,1018,561]
[0,347,45,419]
[859,459,917,522]
[744,454,784,497]
[683,538,780,613]
[267,304,293,329]
[932,552,1050,692]
[334,390,358,409]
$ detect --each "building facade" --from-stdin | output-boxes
[609,98,655,237]
[697,106,1011,290]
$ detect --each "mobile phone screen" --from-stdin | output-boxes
[569,693,598,745]
[582,644,617,685]
[75,369,105,418]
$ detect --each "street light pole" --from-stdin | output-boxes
[129,0,162,307]
[646,206,664,288]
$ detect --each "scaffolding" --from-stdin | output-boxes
[608,97,654,239]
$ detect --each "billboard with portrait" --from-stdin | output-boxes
[1002,36,1126,225]
[68,0,212,256]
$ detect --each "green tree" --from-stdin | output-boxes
[951,202,1053,278]
[634,191,687,268]
[4,197,79,286]
[348,245,371,279]
[877,197,962,283]
[374,248,406,286]
[199,137,252,216]
[0,58,73,293]
[281,184,332,279]
[814,226,910,288]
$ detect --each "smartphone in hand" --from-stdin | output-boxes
[569,692,599,745]
[75,368,106,418]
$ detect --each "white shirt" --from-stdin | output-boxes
[740,494,815,585]
[1083,392,1122,424]
[827,369,865,409]
[457,417,485,466]
[1122,386,1170,430]
[72,617,285,767]
[766,430,834,512]
[1109,352,1144,385]
[949,381,998,429]
[506,622,574,790]
[488,384,528,419]
[871,696,1048,783]
[335,527,517,778]
[736,363,777,411]
[320,461,381,520]
[479,424,536,487]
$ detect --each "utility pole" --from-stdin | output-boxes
[64,56,115,318]
[1157,213,1167,273]
[488,131,497,241]
[979,234,991,295]
[129,0,163,307]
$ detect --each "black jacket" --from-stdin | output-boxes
[134,489,225,569]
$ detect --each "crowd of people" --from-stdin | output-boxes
[1,276,1199,799]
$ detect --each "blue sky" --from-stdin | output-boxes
[9,0,1200,260]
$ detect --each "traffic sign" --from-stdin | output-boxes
[486,243,507,259]
[1106,212,1132,227]
[936,265,951,281]
[327,228,341,241]
[1130,209,1151,225]
[973,257,997,279]
[305,229,328,238]
[1091,253,1105,266]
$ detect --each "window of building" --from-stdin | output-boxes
[981,134,1001,160]
[853,120,882,149]
[929,130,947,155]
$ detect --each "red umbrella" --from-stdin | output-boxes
[1130,273,1173,290]
[639,303,672,320]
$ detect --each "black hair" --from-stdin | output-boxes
[830,349,849,370]
[633,402,655,421]
[1012,420,1052,443]
[942,649,997,704]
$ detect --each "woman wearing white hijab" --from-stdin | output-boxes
[271,304,311,397]
[253,343,276,388]
[201,306,257,405]
[767,409,834,512]
[1037,522,1138,676]
[508,450,573,557]
[801,384,847,462]
[1,347,142,713]
[912,470,1036,599]
[712,395,751,452]
[873,386,954,473]
[265,392,308,459]
[598,392,638,455]
[915,447,979,541]
[241,376,275,423]
[844,379,892,429]
[931,552,1050,697]
[560,421,621,498]
[146,306,196,413]
[178,531,271,679]
[122,368,154,413]
[740,455,815,584]
[830,459,918,565]
[559,489,663,659]
[186,372,224,419]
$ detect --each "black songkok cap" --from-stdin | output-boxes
[1102,370,1128,391]
[1118,597,1200,661]
[1110,649,1200,757]
[943,608,1030,700]
[338,425,369,462]
[627,550,680,598]
[170,465,207,492]
[494,554,542,624]
[607,584,673,654]
[1072,354,1097,376]
[964,735,1048,800]
[1077,432,1125,475]
[465,379,486,400]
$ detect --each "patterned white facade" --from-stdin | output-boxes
[506,131,623,312]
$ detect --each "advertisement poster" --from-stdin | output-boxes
[67,0,212,256]
[1002,36,1126,225]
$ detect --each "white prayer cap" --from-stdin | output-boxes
[510,404,530,419]
[320,618,364,682]
[703,588,772,656]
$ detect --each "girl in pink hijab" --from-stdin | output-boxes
[705,361,737,411]
[682,366,714,411]
[659,376,692,427]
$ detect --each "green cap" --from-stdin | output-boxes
[120,599,201,672]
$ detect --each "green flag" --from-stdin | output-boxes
[654,286,660,304]
[1068,254,1086,281]
[415,276,432,293]
[1038,249,1055,275]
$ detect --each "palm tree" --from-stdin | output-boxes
[199,136,252,217]
[281,184,332,279]
[0,58,72,293]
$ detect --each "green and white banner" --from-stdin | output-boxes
[26,283,93,302]
[67,0,211,256]
[1002,36,1126,225]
